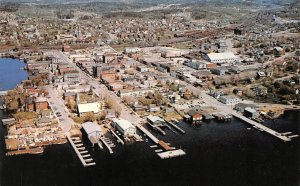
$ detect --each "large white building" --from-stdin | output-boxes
[112,118,136,137]
[77,102,101,116]
[205,52,239,64]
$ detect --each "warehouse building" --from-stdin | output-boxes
[112,118,136,137]
[205,52,239,64]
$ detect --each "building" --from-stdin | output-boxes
[244,107,260,119]
[63,72,80,83]
[82,122,103,140]
[205,52,239,64]
[77,102,101,116]
[234,103,258,113]
[148,104,160,112]
[210,67,228,76]
[184,60,207,70]
[186,109,202,124]
[112,118,136,137]
[35,97,49,113]
[219,95,240,105]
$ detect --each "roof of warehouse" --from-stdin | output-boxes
[82,122,102,134]
[207,52,239,61]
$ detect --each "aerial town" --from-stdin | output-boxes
[0,1,299,185]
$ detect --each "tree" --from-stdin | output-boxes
[106,98,117,109]
[7,100,19,112]
[84,112,95,122]
[123,96,135,106]
[139,97,153,106]
[153,91,164,105]
[68,99,77,112]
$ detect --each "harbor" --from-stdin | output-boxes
[232,112,298,142]
[67,135,96,167]
[137,124,186,159]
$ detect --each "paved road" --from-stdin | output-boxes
[45,85,73,134]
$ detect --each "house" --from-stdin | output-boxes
[219,95,240,105]
[112,118,136,137]
[233,88,243,96]
[35,97,49,113]
[210,67,228,76]
[148,104,160,112]
[234,103,258,113]
[274,47,285,57]
[147,115,165,124]
[118,89,154,98]
[186,109,202,124]
[184,60,207,70]
[25,97,35,112]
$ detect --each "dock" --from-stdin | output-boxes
[232,112,297,142]
[1,118,15,126]
[157,149,186,159]
[165,120,185,134]
[100,137,114,154]
[67,135,96,167]
[147,122,166,135]
[137,125,159,143]
[110,129,124,145]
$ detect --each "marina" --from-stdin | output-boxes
[232,112,297,142]
[166,119,186,134]
[67,135,96,167]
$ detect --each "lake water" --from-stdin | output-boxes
[0,109,299,186]
[0,58,28,91]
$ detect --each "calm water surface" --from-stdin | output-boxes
[0,58,28,91]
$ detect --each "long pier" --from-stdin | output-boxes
[67,135,96,167]
[232,112,296,142]
[137,125,159,144]
[165,120,185,134]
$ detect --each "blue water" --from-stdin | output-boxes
[0,58,28,91]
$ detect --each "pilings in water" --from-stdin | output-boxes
[110,129,124,145]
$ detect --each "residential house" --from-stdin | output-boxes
[219,95,240,105]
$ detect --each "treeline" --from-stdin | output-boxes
[0,3,20,12]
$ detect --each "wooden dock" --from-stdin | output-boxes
[165,120,185,134]
[67,135,96,167]
[100,137,114,154]
[137,125,159,143]
[232,112,297,142]
[157,149,186,159]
